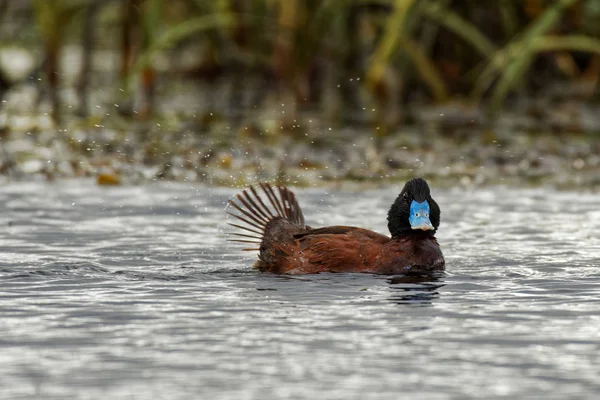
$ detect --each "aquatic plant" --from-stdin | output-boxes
[0,0,596,129]
[31,0,87,123]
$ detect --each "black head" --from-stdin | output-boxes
[387,178,441,238]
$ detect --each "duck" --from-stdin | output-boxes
[227,178,444,275]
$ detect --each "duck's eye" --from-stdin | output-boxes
[415,212,420,217]
[425,213,429,217]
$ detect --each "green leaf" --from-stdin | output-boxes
[421,1,496,57]
[533,34,600,55]
[130,13,236,80]
[472,0,580,106]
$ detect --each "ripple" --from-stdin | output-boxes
[0,181,599,399]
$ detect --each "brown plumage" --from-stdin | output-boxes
[227,179,445,275]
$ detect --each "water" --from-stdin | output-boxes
[1,180,599,399]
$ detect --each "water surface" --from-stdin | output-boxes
[1,181,599,399]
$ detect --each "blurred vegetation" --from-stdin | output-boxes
[1,0,600,131]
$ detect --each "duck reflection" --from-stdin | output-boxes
[387,275,444,305]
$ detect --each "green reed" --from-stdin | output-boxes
[13,0,599,127]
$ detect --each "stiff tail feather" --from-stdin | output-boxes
[227,183,305,250]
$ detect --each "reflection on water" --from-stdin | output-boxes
[387,277,444,305]
[0,180,599,399]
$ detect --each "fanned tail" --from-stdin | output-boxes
[227,183,305,251]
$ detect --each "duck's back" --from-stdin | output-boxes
[272,226,390,274]
[256,225,443,275]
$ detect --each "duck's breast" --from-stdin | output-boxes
[374,237,444,275]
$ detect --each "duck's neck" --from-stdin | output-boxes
[391,231,436,241]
